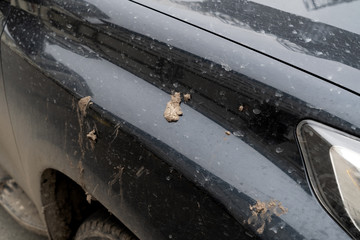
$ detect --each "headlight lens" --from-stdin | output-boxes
[297,120,360,238]
[330,146,360,230]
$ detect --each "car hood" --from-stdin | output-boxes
[133,0,360,94]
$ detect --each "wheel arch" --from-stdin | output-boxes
[40,168,103,240]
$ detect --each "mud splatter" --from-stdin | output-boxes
[108,166,124,186]
[78,161,84,176]
[87,129,97,141]
[110,124,121,145]
[248,200,288,234]
[85,192,92,204]
[87,129,97,150]
[183,93,191,102]
[77,97,91,160]
[85,184,99,204]
[136,166,145,178]
[164,92,183,122]
[108,166,124,197]
[76,96,94,160]
[92,184,99,195]
[78,96,92,117]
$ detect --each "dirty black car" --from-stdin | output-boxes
[0,0,359,239]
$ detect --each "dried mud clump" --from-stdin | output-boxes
[85,192,92,204]
[86,129,97,141]
[78,96,92,116]
[225,131,231,135]
[164,92,183,122]
[248,200,288,234]
[183,93,191,102]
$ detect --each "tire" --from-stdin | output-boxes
[74,211,138,240]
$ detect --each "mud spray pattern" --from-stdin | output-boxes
[248,200,288,234]
[77,96,94,184]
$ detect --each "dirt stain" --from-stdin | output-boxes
[108,166,124,197]
[164,92,183,122]
[110,123,121,145]
[248,200,288,234]
[183,93,191,102]
[77,97,92,158]
[78,160,84,179]
[136,166,145,178]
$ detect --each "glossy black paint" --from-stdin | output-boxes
[0,0,359,239]
[134,0,360,94]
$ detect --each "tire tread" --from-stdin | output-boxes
[75,211,137,240]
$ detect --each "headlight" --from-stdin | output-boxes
[297,120,360,238]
